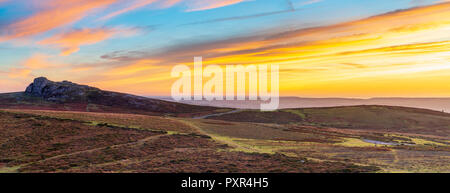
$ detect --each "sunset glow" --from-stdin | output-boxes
[1,0,450,97]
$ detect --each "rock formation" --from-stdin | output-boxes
[25,77,100,102]
[22,77,215,113]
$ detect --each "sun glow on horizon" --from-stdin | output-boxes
[1,1,450,98]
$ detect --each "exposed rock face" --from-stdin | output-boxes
[25,77,100,102]
[22,77,216,113]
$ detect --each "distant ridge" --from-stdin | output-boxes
[1,77,449,114]
[156,96,450,112]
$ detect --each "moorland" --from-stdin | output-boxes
[0,78,448,173]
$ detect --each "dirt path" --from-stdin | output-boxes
[175,118,263,153]
[193,109,242,119]
[91,147,204,169]
[29,134,168,166]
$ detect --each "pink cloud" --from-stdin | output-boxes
[186,0,247,11]
[99,0,158,21]
[98,0,247,21]
[2,0,116,40]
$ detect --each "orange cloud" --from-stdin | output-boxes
[96,2,450,97]
[105,59,160,76]
[40,28,116,56]
[70,66,94,73]
[6,53,67,81]
[160,2,450,66]
[7,68,32,78]
[22,54,53,69]
[2,0,116,40]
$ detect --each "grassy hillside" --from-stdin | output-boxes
[0,110,376,173]
[286,106,450,137]
[206,110,303,124]
[1,108,449,172]
[0,92,220,117]
[208,105,450,137]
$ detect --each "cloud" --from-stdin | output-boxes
[0,0,253,39]
[185,0,247,12]
[98,0,248,21]
[4,0,450,97]
[216,2,450,60]
[98,0,158,21]
[6,53,59,79]
[1,0,116,40]
[22,53,54,69]
[39,28,121,56]
[340,63,368,69]
[7,54,52,79]
[299,0,322,6]
[183,8,299,25]
[104,59,160,76]
[93,2,450,96]
[410,0,428,6]
[1,53,77,92]
[96,0,251,22]
[181,0,297,25]
[157,0,183,8]
[7,68,32,78]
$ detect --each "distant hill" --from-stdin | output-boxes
[207,105,450,137]
[157,96,450,112]
[0,77,217,116]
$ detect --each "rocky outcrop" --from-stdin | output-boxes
[25,77,100,102]
[22,77,216,113]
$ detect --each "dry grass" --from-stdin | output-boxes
[3,109,195,133]
[0,110,377,173]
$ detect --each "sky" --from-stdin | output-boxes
[1,0,450,98]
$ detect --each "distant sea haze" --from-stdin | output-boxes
[151,97,450,113]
